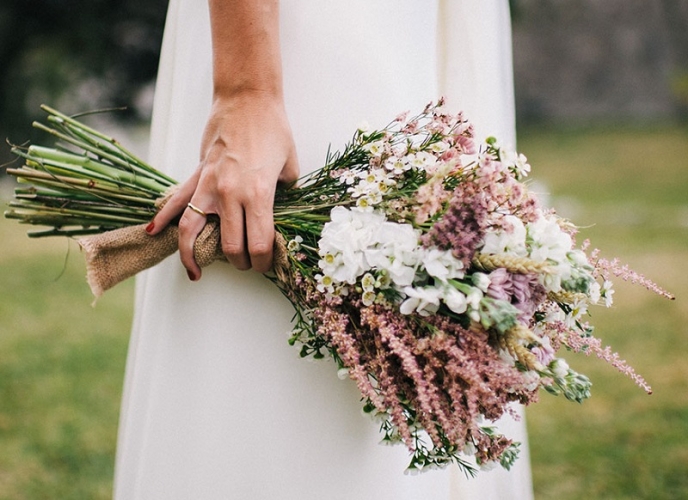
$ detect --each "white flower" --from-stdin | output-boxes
[360,273,376,292]
[287,235,303,253]
[348,182,369,198]
[364,140,385,157]
[564,299,588,327]
[400,286,442,316]
[567,249,591,268]
[429,141,449,153]
[502,150,531,178]
[601,280,615,307]
[527,215,572,264]
[385,156,410,175]
[540,264,567,293]
[588,281,601,304]
[463,442,477,456]
[360,168,394,185]
[337,368,350,380]
[355,196,375,211]
[318,251,343,275]
[471,272,491,293]
[318,207,386,280]
[315,273,335,294]
[361,290,377,306]
[480,216,527,257]
[421,248,464,282]
[406,151,437,171]
[551,358,569,379]
[338,170,358,185]
[480,461,499,472]
[442,285,468,314]
[521,370,541,392]
[364,222,421,287]
[465,287,484,322]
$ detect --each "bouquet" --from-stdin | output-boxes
[4,101,674,476]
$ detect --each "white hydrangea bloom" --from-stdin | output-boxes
[318,207,422,292]
[442,285,468,314]
[318,207,386,284]
[421,248,464,282]
[364,222,421,288]
[400,286,442,316]
[527,214,572,264]
[481,215,528,257]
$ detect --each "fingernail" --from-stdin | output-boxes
[187,269,197,281]
[145,221,155,234]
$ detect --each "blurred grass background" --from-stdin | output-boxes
[0,124,686,498]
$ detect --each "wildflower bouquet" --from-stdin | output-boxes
[4,101,673,476]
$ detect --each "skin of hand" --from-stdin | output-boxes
[146,0,299,279]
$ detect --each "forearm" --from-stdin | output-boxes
[208,0,283,99]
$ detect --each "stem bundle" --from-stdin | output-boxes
[4,106,176,237]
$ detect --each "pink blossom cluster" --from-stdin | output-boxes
[310,297,538,468]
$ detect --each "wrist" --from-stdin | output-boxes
[213,82,283,102]
[211,86,286,112]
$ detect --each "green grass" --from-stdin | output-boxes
[520,123,688,500]
[0,218,133,499]
[0,123,686,498]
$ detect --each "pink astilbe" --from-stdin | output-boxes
[414,177,452,224]
[421,184,489,267]
[590,251,675,300]
[313,302,540,464]
[565,327,653,394]
[313,302,384,411]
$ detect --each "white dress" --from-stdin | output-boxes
[113,1,533,499]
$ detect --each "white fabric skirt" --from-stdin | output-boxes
[113,1,533,498]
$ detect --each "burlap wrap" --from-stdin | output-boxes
[78,222,290,298]
[77,220,218,297]
[77,187,291,297]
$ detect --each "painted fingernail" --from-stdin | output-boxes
[187,269,197,281]
[145,221,155,234]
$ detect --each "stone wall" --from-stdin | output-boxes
[511,0,688,123]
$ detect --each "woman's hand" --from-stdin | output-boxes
[147,92,299,279]
[146,0,298,280]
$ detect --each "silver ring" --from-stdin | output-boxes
[186,202,207,217]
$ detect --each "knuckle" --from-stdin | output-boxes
[177,214,195,234]
[221,241,242,258]
[249,241,271,258]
